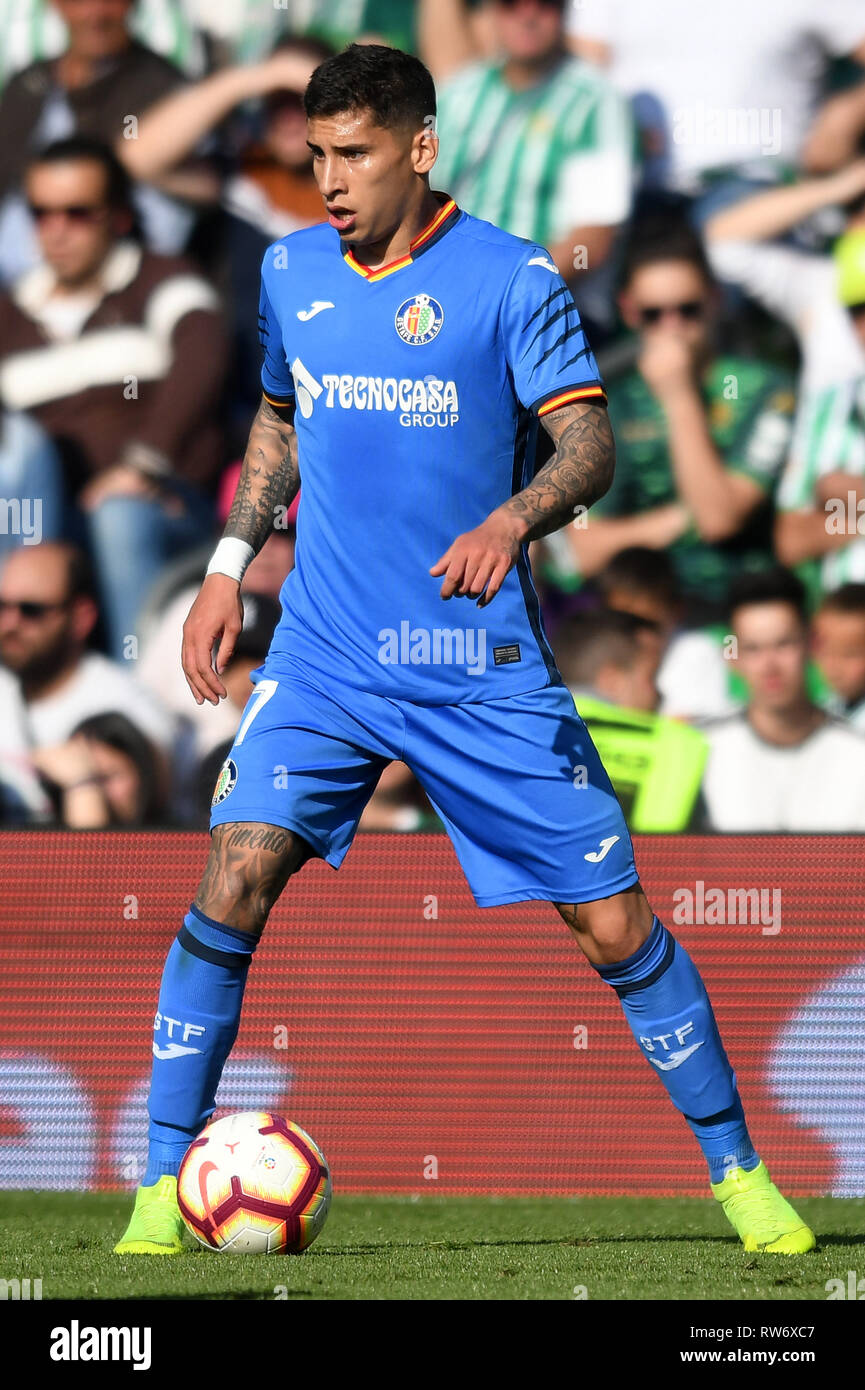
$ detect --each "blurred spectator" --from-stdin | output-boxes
[705,160,865,401]
[0,0,207,89]
[0,664,53,821]
[0,137,227,657]
[812,583,865,732]
[594,546,737,720]
[567,0,865,207]
[552,608,708,831]
[768,225,865,597]
[0,543,176,758]
[0,409,66,557]
[118,36,331,420]
[702,568,865,831]
[421,0,633,330]
[31,709,168,825]
[0,0,208,284]
[569,218,795,622]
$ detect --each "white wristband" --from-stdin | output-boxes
[205,537,255,583]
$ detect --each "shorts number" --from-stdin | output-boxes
[234,678,279,746]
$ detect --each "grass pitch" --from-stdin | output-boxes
[1,1192,861,1301]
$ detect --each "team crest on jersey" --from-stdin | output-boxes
[395,293,443,345]
[211,758,238,806]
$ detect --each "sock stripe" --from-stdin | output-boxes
[606,928,676,998]
[176,923,252,970]
[188,903,257,948]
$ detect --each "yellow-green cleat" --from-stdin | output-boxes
[711,1160,816,1254]
[113,1175,185,1255]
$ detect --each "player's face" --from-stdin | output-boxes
[307,110,437,247]
[54,0,133,58]
[26,161,123,287]
[620,261,714,354]
[812,609,865,702]
[732,602,809,712]
[494,0,565,62]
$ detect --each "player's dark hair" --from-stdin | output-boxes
[816,582,865,617]
[553,609,659,689]
[619,214,714,289]
[304,43,436,132]
[28,136,136,216]
[727,567,808,626]
[596,547,679,609]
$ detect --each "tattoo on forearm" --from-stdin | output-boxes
[504,402,615,542]
[224,397,300,552]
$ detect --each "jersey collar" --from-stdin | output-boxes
[342,194,459,283]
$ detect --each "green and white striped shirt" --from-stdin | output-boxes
[778,377,865,590]
[433,56,633,248]
[0,0,207,86]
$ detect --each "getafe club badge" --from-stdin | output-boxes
[211,758,238,806]
[395,293,444,345]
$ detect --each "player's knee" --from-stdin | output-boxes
[556,885,654,964]
[194,824,312,935]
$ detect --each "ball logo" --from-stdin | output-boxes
[395,293,443,345]
[211,758,238,806]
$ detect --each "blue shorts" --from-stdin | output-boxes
[209,660,637,908]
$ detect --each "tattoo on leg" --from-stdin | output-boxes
[195,823,310,935]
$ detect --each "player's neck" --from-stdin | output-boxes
[348,187,442,272]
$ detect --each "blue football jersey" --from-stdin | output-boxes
[258,195,606,703]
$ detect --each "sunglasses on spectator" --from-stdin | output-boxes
[638,301,705,325]
[27,203,108,225]
[0,598,70,620]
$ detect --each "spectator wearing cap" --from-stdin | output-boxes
[0,137,228,658]
[702,569,865,831]
[0,542,176,761]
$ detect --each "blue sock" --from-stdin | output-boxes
[143,905,257,1186]
[594,915,759,1183]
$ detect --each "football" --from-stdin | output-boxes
[176,1111,331,1254]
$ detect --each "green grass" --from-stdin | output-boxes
[1,1192,862,1300]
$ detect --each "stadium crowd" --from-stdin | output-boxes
[2,0,865,833]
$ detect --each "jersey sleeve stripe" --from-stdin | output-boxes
[262,388,295,408]
[536,385,607,416]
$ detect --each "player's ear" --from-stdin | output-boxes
[412,119,438,177]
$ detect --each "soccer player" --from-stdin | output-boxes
[115,44,814,1256]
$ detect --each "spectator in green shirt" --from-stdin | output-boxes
[570,218,796,622]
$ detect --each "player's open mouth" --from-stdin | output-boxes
[327,208,356,233]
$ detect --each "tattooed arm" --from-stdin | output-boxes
[222,396,300,551]
[430,401,614,608]
[182,395,299,705]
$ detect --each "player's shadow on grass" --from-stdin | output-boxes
[325,1234,742,1254]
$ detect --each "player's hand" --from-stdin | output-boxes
[430,511,527,608]
[182,574,244,705]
